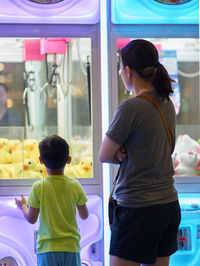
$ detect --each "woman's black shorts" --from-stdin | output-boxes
[109,200,181,264]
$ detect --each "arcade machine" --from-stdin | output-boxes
[0,1,103,265]
[107,0,199,265]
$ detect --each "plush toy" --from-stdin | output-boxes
[172,135,200,177]
[13,163,23,179]
[174,135,200,154]
[0,138,10,152]
[0,163,20,179]
[69,137,92,165]
[0,138,11,164]
[24,139,40,163]
[24,158,42,179]
[0,166,11,179]
[195,158,200,176]
[9,139,23,163]
[175,152,198,176]
[74,156,93,178]
[2,164,15,178]
[36,163,47,177]
[64,164,79,178]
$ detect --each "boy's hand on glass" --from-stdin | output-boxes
[115,146,127,162]
[15,194,27,210]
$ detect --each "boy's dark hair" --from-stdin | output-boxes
[120,39,174,100]
[39,135,69,170]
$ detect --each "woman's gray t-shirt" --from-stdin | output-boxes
[106,91,178,208]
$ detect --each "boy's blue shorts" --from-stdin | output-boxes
[37,251,81,266]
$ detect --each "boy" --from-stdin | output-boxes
[15,135,88,266]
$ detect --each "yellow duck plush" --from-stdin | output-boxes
[0,166,10,179]
[0,138,12,164]
[64,164,79,178]
[23,158,43,179]
[24,139,40,163]
[13,163,23,179]
[2,164,15,178]
[36,163,47,178]
[74,156,93,178]
[9,139,23,163]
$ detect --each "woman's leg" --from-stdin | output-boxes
[110,255,140,266]
[141,256,169,266]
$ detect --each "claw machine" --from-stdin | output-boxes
[107,0,199,265]
[0,1,103,265]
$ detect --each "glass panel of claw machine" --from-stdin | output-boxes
[0,1,103,266]
[117,36,200,265]
[0,37,103,265]
[0,37,94,180]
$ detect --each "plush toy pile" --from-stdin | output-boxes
[172,135,200,176]
[0,137,93,179]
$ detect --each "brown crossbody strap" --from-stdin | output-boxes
[137,94,172,151]
[109,94,172,199]
[109,168,120,200]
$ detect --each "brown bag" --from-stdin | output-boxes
[108,197,117,230]
[108,168,120,230]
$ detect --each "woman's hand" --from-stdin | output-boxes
[115,146,127,162]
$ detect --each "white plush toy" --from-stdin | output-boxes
[174,135,200,154]
[175,152,198,176]
[172,134,200,176]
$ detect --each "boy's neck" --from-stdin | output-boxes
[46,168,64,176]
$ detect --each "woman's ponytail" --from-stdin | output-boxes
[152,62,174,100]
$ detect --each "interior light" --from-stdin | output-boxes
[154,0,192,4]
[28,0,64,4]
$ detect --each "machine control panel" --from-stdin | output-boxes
[177,227,191,250]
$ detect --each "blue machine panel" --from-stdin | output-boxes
[111,0,199,24]
[170,193,200,266]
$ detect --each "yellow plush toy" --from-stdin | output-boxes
[36,163,47,177]
[0,138,11,164]
[0,166,10,179]
[13,163,23,179]
[24,139,40,163]
[23,158,43,179]
[9,139,23,163]
[64,164,79,178]
[74,156,93,178]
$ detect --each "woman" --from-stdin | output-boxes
[99,39,181,266]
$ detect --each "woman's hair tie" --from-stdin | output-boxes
[138,66,156,77]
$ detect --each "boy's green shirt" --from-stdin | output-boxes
[27,175,87,254]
